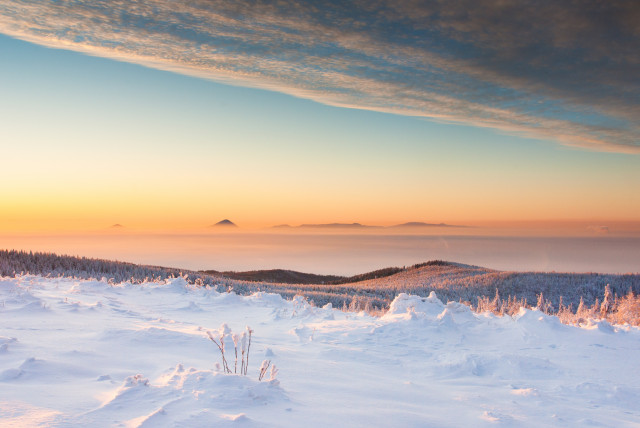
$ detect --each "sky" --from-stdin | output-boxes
[1,1,639,233]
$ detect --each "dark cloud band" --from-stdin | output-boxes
[1,0,638,152]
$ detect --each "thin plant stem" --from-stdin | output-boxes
[207,331,230,373]
[245,329,253,375]
[259,360,271,381]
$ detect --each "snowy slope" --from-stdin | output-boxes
[1,276,639,427]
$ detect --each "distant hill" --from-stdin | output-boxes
[271,222,466,230]
[201,261,450,285]
[201,269,342,284]
[108,224,125,229]
[277,223,380,230]
[210,219,237,228]
[390,222,464,228]
[300,223,370,229]
[238,261,640,313]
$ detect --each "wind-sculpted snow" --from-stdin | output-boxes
[1,276,640,426]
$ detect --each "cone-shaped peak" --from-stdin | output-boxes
[211,219,237,227]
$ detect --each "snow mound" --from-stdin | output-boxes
[67,280,112,294]
[83,365,286,426]
[384,292,445,318]
[0,337,17,354]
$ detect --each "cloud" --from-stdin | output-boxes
[0,0,638,152]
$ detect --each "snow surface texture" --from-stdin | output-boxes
[1,276,639,427]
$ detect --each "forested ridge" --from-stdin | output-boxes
[2,249,639,324]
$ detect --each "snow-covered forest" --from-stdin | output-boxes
[1,249,639,324]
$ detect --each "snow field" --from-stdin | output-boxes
[1,276,639,427]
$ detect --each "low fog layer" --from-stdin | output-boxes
[2,232,639,275]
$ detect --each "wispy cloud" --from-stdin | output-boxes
[1,1,638,152]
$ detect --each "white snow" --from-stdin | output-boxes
[1,275,639,427]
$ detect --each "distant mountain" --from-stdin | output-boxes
[270,221,465,230]
[109,224,125,229]
[296,223,380,229]
[210,219,237,228]
[390,222,463,228]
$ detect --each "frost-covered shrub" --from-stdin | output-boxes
[609,290,640,325]
[207,324,253,375]
[207,325,277,380]
[206,325,279,381]
[258,360,276,381]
